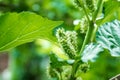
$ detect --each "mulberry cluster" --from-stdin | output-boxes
[56,28,78,59]
[74,0,97,12]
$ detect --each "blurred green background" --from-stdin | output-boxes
[0,0,120,80]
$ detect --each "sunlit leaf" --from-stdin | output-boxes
[81,43,103,62]
[0,12,63,52]
[96,20,120,56]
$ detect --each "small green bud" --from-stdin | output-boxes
[74,0,84,8]
[79,17,88,33]
[47,66,59,79]
[56,28,78,59]
[80,63,89,73]
[61,66,72,80]
[85,0,94,11]
[85,0,97,12]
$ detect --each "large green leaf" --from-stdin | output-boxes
[81,43,103,62]
[0,12,63,52]
[96,20,120,56]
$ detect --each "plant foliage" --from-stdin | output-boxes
[96,20,120,56]
[81,43,103,62]
[0,12,63,52]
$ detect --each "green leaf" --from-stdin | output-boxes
[96,20,120,56]
[81,43,103,62]
[0,12,63,52]
[97,0,120,25]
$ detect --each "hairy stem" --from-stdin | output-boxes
[91,0,104,41]
[92,0,104,22]
[80,0,104,53]
[79,0,94,54]
[80,21,94,54]
[69,60,81,80]
[90,24,98,42]
[82,4,90,22]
